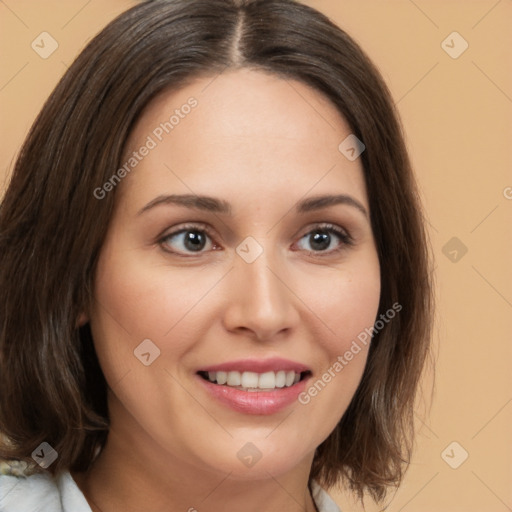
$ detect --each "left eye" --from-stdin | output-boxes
[295,225,352,255]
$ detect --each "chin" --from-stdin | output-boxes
[194,437,312,481]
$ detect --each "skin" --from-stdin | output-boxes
[74,68,381,512]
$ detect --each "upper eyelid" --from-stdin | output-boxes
[160,221,351,239]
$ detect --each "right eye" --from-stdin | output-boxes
[158,224,220,256]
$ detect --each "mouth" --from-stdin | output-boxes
[195,358,312,415]
[197,369,312,392]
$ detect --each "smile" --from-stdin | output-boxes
[196,358,312,415]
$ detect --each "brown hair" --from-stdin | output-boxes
[0,0,433,503]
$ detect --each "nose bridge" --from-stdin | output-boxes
[237,237,285,306]
[223,236,298,339]
[241,243,280,298]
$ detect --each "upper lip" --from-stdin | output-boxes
[198,357,311,374]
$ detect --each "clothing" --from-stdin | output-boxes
[0,471,341,511]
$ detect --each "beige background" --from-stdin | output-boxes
[1,1,511,511]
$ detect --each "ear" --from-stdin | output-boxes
[77,311,89,327]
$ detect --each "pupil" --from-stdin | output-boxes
[185,231,205,251]
[311,231,330,251]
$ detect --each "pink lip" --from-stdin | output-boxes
[196,374,310,415]
[196,358,312,415]
[198,357,310,373]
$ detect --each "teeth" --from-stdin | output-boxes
[226,371,241,386]
[241,371,259,388]
[275,370,286,388]
[216,371,227,385]
[258,371,275,389]
[205,370,303,390]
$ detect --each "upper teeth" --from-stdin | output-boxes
[206,370,301,390]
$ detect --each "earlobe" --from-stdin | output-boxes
[77,311,89,327]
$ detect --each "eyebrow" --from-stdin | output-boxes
[137,193,368,218]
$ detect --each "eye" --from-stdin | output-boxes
[158,222,353,257]
[159,224,217,256]
[294,223,353,255]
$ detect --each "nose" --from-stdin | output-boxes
[221,247,300,342]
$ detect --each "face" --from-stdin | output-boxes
[87,68,380,480]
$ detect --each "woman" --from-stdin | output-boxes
[0,0,433,510]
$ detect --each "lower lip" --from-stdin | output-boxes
[197,375,309,415]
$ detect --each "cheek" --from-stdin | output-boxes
[87,242,173,386]
[326,254,381,375]
[88,242,236,408]
[296,253,380,432]
[305,252,381,348]
[90,243,213,351]
[88,246,206,432]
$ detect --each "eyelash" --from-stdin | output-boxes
[157,222,354,258]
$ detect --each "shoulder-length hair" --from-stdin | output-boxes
[0,0,433,503]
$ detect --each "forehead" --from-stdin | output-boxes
[119,68,367,211]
